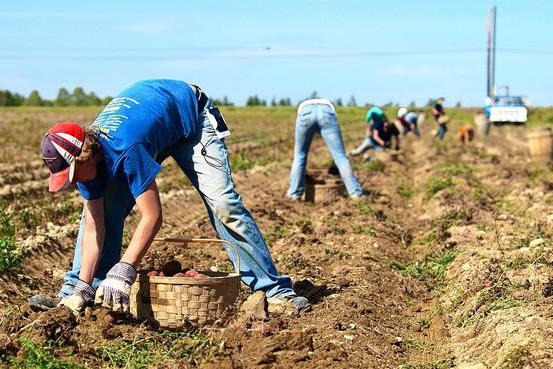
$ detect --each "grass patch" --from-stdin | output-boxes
[399,357,455,369]
[2,338,83,369]
[425,176,454,198]
[229,152,265,171]
[363,159,386,172]
[94,332,224,368]
[389,249,457,281]
[0,202,19,271]
[397,182,414,199]
[499,345,533,369]
[350,224,376,236]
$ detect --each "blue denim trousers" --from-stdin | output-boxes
[436,123,447,140]
[287,104,363,199]
[60,99,295,299]
[351,136,385,155]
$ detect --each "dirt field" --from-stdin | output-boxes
[0,106,552,368]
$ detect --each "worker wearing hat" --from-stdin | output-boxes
[32,79,309,315]
[396,107,422,137]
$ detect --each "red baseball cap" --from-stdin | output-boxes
[40,122,85,192]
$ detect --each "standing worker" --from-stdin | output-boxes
[431,97,448,140]
[287,98,364,200]
[31,79,309,315]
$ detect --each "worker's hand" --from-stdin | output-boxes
[95,262,137,313]
[58,279,95,316]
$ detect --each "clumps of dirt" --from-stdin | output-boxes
[1,306,77,344]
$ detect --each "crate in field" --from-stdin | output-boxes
[130,238,241,329]
[304,169,345,203]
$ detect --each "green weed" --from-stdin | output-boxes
[363,159,386,172]
[425,176,454,197]
[350,224,376,236]
[397,182,414,199]
[3,338,83,369]
[0,203,19,271]
[94,332,223,368]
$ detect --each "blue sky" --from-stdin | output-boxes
[1,0,551,106]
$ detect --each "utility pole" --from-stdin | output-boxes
[486,6,497,98]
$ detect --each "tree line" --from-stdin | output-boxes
[0,87,112,107]
[0,87,457,108]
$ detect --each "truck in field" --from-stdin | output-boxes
[484,95,528,124]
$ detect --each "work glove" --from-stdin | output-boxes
[95,262,137,313]
[58,279,95,316]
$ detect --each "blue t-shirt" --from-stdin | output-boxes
[77,80,198,200]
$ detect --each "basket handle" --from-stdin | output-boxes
[153,238,241,275]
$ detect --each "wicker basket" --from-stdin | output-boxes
[130,238,241,328]
[304,170,345,203]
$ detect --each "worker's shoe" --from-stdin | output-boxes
[29,295,61,312]
[267,294,311,314]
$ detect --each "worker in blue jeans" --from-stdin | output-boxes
[287,99,364,200]
[31,80,308,315]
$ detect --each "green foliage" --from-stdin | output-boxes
[499,345,533,369]
[363,159,386,173]
[397,182,414,199]
[0,89,25,106]
[55,88,71,106]
[245,95,267,106]
[350,224,376,236]
[230,152,264,171]
[399,357,456,369]
[4,338,83,369]
[212,96,234,106]
[389,250,457,281]
[0,204,19,271]
[426,175,454,197]
[94,332,223,369]
[25,90,44,106]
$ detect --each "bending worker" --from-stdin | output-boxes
[31,79,309,315]
[351,106,400,155]
[287,98,364,200]
[396,107,422,137]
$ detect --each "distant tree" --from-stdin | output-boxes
[383,101,394,108]
[222,96,233,106]
[455,101,462,108]
[347,95,357,107]
[0,90,24,106]
[334,98,343,107]
[426,98,436,107]
[309,91,319,100]
[25,90,44,106]
[55,87,70,106]
[278,98,291,106]
[408,101,416,109]
[101,96,113,105]
[271,97,277,107]
[85,92,101,106]
[70,87,87,106]
[246,95,266,106]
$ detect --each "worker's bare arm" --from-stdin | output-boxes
[79,198,105,283]
[120,181,162,267]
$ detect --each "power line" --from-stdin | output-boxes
[0,48,551,61]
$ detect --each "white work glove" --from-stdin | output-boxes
[95,262,137,313]
[58,279,95,316]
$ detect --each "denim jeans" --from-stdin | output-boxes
[436,123,447,140]
[60,99,295,299]
[287,103,363,199]
[351,136,385,155]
